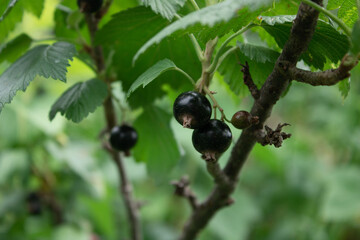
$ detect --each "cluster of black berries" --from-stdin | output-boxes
[109,125,138,155]
[173,91,232,162]
[77,0,103,13]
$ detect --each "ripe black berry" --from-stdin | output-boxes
[231,111,259,129]
[173,91,212,129]
[192,119,232,161]
[26,192,42,216]
[110,125,138,152]
[77,0,103,13]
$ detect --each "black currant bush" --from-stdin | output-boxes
[0,0,360,240]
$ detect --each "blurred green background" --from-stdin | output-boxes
[1,0,360,239]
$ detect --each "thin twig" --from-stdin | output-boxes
[171,176,199,211]
[239,61,260,99]
[84,9,142,240]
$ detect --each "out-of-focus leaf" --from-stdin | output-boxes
[49,79,108,123]
[350,20,360,55]
[0,0,23,43]
[54,8,78,39]
[321,166,360,221]
[0,191,25,217]
[0,42,76,113]
[0,150,28,185]
[133,106,180,178]
[261,16,350,69]
[0,34,32,63]
[21,0,44,18]
[141,0,186,20]
[53,225,91,240]
[79,194,117,240]
[133,0,274,63]
[338,78,350,99]
[66,10,83,30]
[127,59,178,97]
[208,189,260,240]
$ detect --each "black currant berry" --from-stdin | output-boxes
[26,192,42,216]
[192,119,232,162]
[109,125,138,153]
[173,91,212,129]
[231,111,259,129]
[77,0,103,13]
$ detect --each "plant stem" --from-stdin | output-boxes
[301,0,352,36]
[189,34,205,61]
[84,12,142,240]
[203,85,228,121]
[174,14,204,62]
[213,46,237,72]
[174,67,196,85]
[189,0,201,10]
[206,23,254,74]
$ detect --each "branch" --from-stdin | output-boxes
[178,1,324,239]
[288,54,359,86]
[84,10,142,240]
[206,162,230,186]
[171,176,199,211]
[240,61,260,99]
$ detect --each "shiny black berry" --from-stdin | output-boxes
[109,125,138,152]
[77,0,103,13]
[173,91,212,129]
[231,111,259,129]
[192,119,232,162]
[26,192,42,216]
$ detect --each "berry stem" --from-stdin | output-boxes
[203,85,229,122]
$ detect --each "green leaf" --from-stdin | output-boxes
[0,0,19,23]
[49,79,108,123]
[338,78,350,99]
[142,0,186,20]
[0,42,76,113]
[260,15,295,25]
[133,106,180,178]
[218,46,276,96]
[237,42,280,63]
[54,8,79,39]
[96,7,200,108]
[0,34,32,63]
[327,0,359,27]
[321,166,360,221]
[21,0,44,18]
[0,0,24,43]
[127,59,177,97]
[133,0,274,63]
[261,16,350,69]
[350,20,360,55]
[196,6,268,44]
